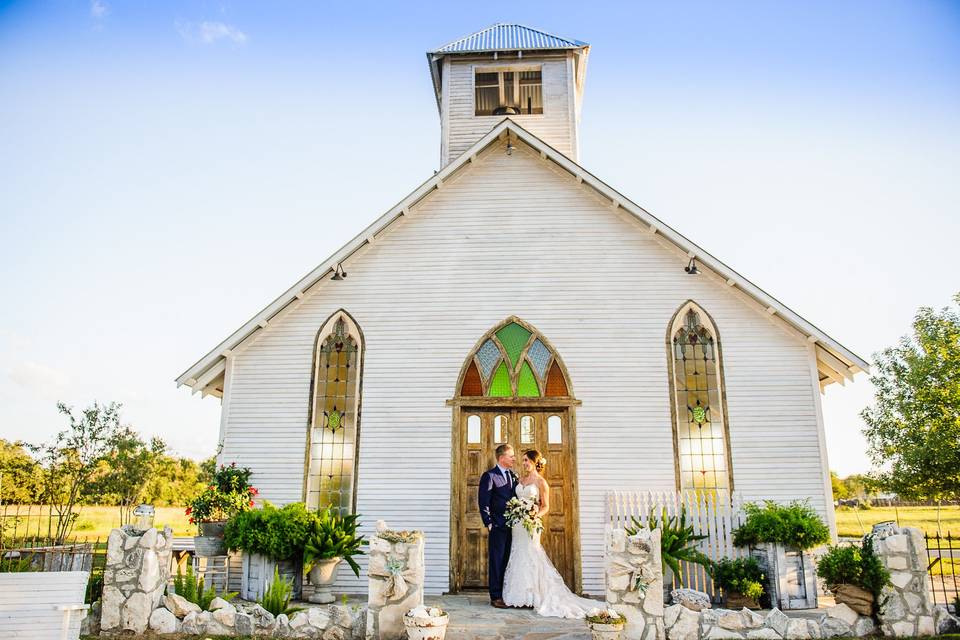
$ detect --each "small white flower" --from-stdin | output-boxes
[589,608,601,617]
[376,520,388,532]
[407,606,429,618]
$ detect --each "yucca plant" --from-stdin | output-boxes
[258,567,304,617]
[303,507,367,577]
[173,564,237,611]
[626,507,710,585]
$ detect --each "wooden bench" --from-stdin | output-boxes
[0,571,89,640]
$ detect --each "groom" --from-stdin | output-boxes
[478,444,517,609]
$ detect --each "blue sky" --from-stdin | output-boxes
[1,1,958,475]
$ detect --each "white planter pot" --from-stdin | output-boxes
[404,615,449,640]
[307,557,342,604]
[588,622,625,640]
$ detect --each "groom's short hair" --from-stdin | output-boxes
[495,444,513,459]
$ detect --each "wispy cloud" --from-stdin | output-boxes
[176,20,248,45]
[90,0,109,19]
[8,361,71,394]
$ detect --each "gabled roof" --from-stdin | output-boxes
[429,23,588,54]
[177,119,868,397]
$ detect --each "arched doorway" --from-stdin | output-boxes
[447,317,581,593]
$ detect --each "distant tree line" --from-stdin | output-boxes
[0,401,214,542]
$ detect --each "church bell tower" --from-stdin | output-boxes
[427,24,590,167]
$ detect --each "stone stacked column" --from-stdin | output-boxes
[872,525,936,637]
[366,524,425,640]
[100,526,173,634]
[606,527,665,640]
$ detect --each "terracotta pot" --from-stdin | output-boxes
[832,583,874,616]
[587,621,625,640]
[724,591,760,610]
[404,614,449,640]
[307,557,342,604]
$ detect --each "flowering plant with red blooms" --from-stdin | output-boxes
[186,462,257,531]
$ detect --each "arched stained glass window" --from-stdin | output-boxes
[457,319,572,398]
[307,312,363,515]
[669,304,731,492]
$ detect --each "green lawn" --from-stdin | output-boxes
[2,504,194,541]
[834,504,960,539]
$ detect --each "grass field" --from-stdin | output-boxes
[1,504,194,540]
[834,504,960,538]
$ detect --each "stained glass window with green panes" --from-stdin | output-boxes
[488,362,513,397]
[517,361,541,397]
[309,317,360,515]
[496,323,531,367]
[671,308,729,492]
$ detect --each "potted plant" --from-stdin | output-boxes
[585,607,626,640]
[224,502,314,600]
[816,535,890,616]
[710,557,766,609]
[404,606,449,640]
[186,462,256,556]
[733,500,830,609]
[627,507,710,595]
[303,507,367,604]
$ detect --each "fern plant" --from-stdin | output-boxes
[173,564,237,611]
[303,507,367,577]
[258,567,304,617]
[626,507,710,585]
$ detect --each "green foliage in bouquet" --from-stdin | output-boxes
[258,567,304,617]
[710,556,765,600]
[816,535,890,599]
[733,500,830,550]
[173,564,236,611]
[224,502,315,560]
[303,506,367,577]
[626,507,710,585]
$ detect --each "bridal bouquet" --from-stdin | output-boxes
[505,496,543,537]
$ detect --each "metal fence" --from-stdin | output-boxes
[606,490,745,600]
[925,530,959,609]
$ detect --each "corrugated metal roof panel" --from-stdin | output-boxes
[430,23,587,54]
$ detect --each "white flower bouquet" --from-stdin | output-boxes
[505,496,543,537]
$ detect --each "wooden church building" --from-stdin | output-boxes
[177,24,867,597]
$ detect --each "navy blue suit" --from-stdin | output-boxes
[478,465,516,600]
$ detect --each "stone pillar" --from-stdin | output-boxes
[100,525,173,635]
[366,523,424,640]
[873,525,936,637]
[606,527,665,640]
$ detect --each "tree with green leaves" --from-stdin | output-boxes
[88,427,167,525]
[0,439,43,504]
[861,292,960,531]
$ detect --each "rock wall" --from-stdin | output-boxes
[872,526,936,637]
[100,526,173,634]
[664,603,875,640]
[366,526,425,640]
[605,527,665,640]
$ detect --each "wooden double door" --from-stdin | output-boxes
[453,408,579,592]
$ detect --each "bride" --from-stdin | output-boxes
[502,449,596,618]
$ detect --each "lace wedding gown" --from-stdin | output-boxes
[501,482,596,618]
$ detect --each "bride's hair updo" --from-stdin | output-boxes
[524,449,546,473]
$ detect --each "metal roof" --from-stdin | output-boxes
[430,23,588,54]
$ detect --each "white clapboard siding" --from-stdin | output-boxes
[444,56,574,164]
[218,139,832,596]
[0,571,88,639]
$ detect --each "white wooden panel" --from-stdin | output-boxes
[0,571,88,639]
[219,143,832,595]
[443,56,574,165]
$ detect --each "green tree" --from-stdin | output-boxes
[0,439,42,504]
[142,455,206,506]
[31,402,123,543]
[88,427,167,525]
[861,293,960,531]
[831,471,849,501]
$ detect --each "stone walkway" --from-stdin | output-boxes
[425,594,592,640]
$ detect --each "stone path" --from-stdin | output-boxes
[424,594,591,640]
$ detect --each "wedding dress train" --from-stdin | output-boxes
[501,482,596,618]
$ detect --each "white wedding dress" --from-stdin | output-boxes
[502,482,595,618]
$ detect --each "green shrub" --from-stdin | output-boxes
[626,507,710,585]
[816,535,890,599]
[710,557,766,600]
[224,502,315,560]
[733,500,831,550]
[173,564,237,611]
[303,507,367,577]
[186,462,257,532]
[258,567,304,617]
[0,555,36,572]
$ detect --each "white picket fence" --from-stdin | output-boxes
[605,490,746,600]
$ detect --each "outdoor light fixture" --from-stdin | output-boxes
[505,133,514,156]
[332,263,348,280]
[685,258,700,275]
